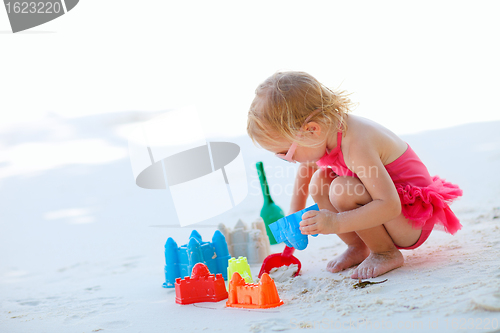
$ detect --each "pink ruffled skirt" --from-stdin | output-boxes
[396,176,463,234]
[386,145,463,235]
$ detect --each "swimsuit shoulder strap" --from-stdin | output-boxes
[337,130,343,148]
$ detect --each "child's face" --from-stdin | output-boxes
[260,128,327,164]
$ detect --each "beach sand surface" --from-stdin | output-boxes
[1,112,499,333]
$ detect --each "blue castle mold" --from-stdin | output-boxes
[269,204,319,250]
[162,230,231,288]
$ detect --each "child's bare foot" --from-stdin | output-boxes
[350,249,404,279]
[326,245,370,273]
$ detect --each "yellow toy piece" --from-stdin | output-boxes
[227,256,253,283]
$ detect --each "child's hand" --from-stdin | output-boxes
[299,209,339,235]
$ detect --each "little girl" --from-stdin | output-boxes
[247,71,463,279]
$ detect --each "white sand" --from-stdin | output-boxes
[1,112,500,333]
[269,264,299,283]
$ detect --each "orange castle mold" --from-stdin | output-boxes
[226,272,284,309]
[175,263,228,305]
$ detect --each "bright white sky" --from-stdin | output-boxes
[1,0,499,138]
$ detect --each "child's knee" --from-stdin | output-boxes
[309,168,336,199]
[329,177,371,211]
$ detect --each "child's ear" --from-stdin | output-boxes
[304,122,321,136]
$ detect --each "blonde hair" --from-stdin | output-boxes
[247,71,354,148]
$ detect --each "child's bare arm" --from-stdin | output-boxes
[288,162,319,214]
[338,139,402,231]
[300,139,401,234]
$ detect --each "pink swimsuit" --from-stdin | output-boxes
[316,131,463,250]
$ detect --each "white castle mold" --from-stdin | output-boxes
[218,218,271,264]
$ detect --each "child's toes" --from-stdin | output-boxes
[326,260,342,273]
[329,263,341,273]
[332,264,343,273]
[326,261,335,272]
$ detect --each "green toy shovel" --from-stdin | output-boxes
[256,161,284,245]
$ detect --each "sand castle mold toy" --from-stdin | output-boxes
[163,230,231,288]
[269,204,319,250]
[175,263,228,305]
[226,272,284,309]
[218,218,271,265]
[227,256,253,283]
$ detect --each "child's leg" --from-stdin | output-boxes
[309,170,370,273]
[329,176,422,279]
[350,228,404,279]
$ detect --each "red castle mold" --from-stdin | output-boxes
[175,263,228,305]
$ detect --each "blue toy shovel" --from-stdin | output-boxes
[258,204,319,278]
[269,204,319,250]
